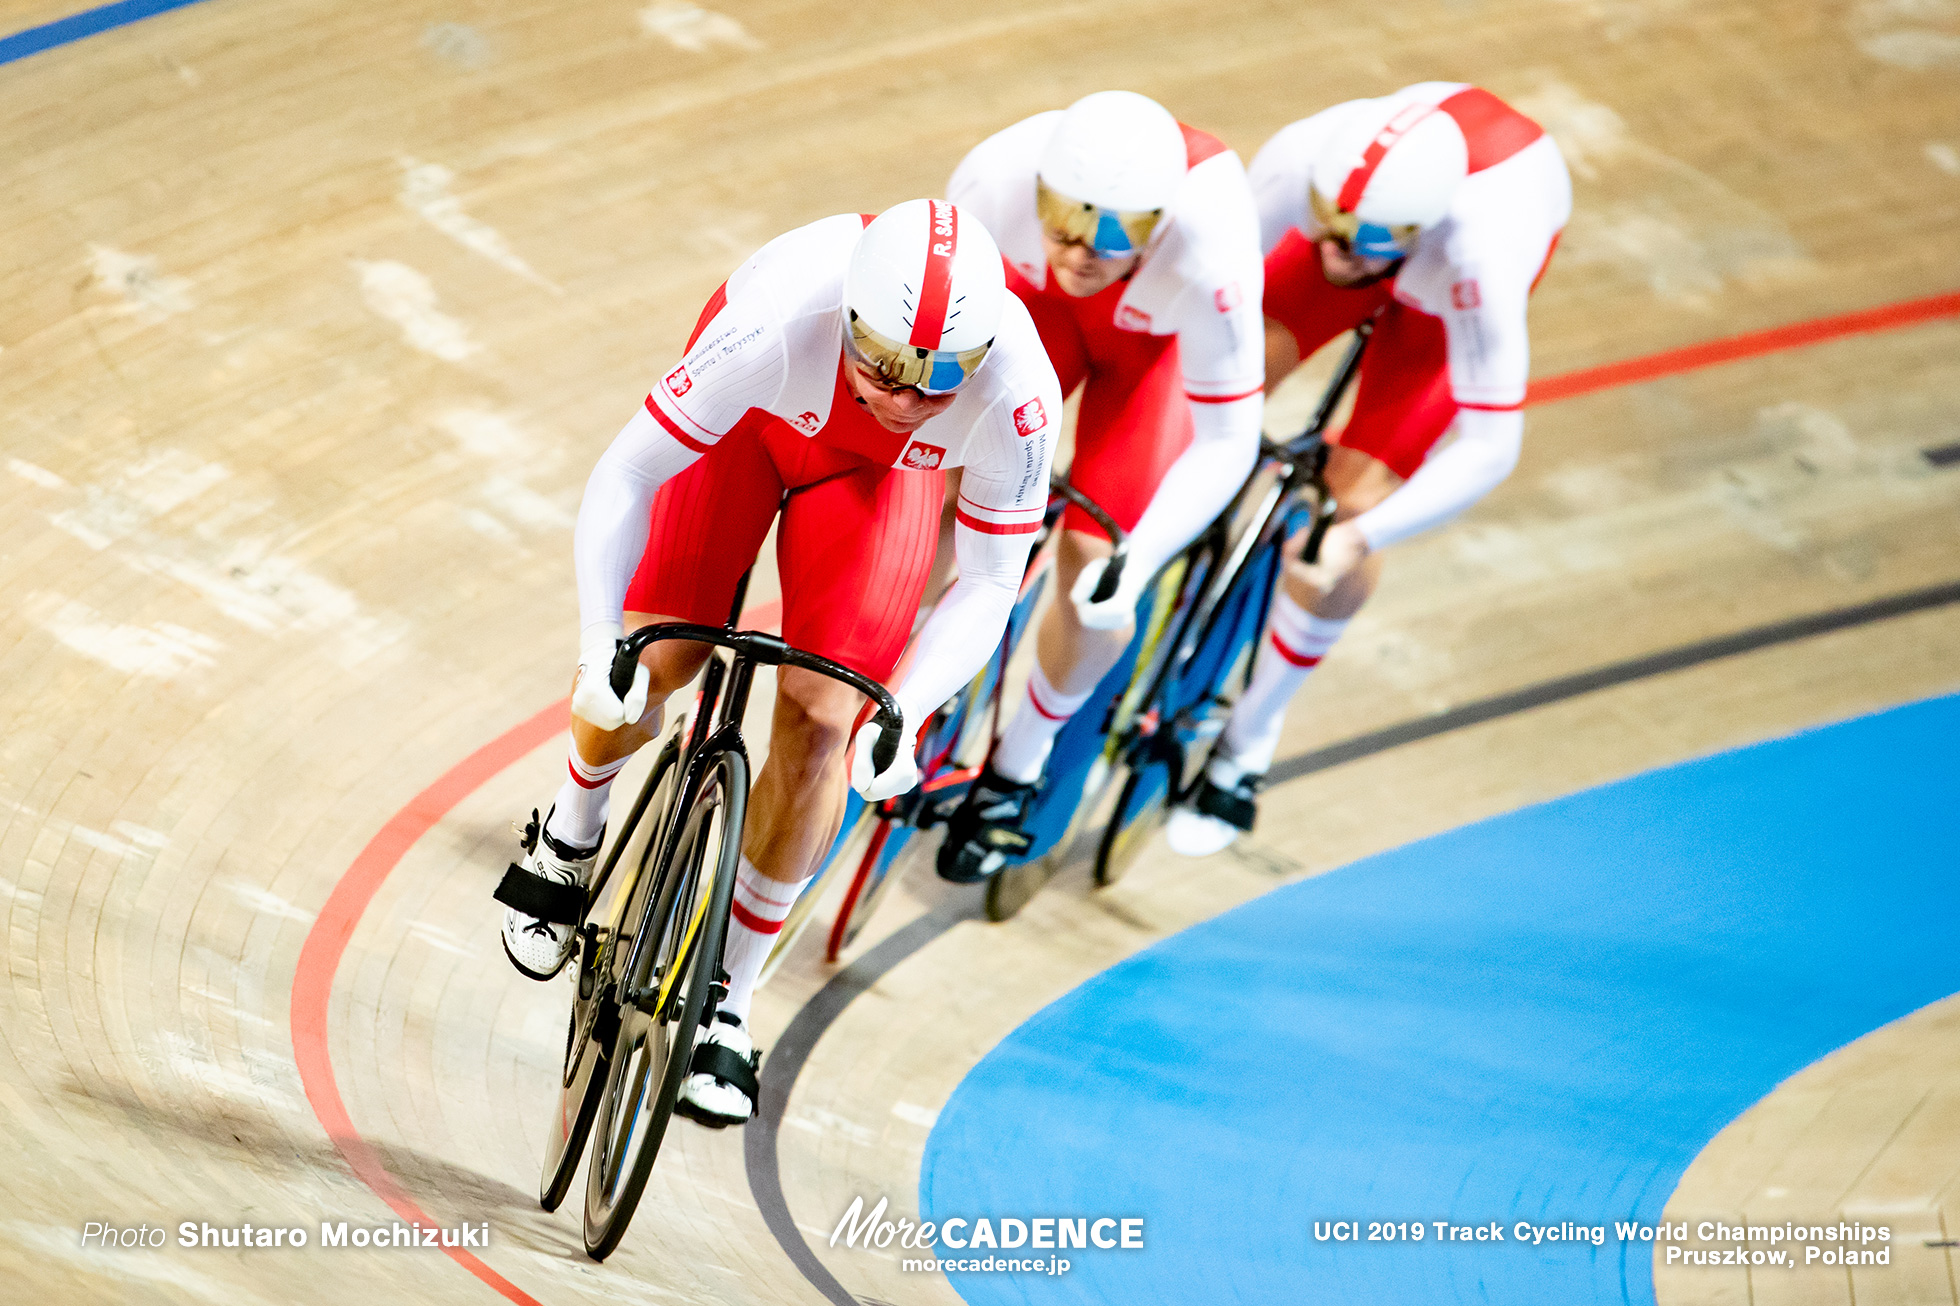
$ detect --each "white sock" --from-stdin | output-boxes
[547,741,628,850]
[720,857,811,1024]
[1218,594,1348,775]
[990,660,1095,785]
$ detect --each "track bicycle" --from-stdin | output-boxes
[501,580,903,1261]
[984,317,1376,917]
[757,475,1129,974]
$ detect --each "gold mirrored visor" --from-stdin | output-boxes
[1035,177,1163,259]
[1310,187,1419,261]
[845,311,992,396]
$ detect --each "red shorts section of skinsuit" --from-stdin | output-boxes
[1009,264,1192,537]
[1263,88,1557,480]
[625,288,940,683]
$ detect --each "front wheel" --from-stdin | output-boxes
[540,741,678,1212]
[1093,754,1174,887]
[581,749,747,1261]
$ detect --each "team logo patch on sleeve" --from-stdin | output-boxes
[793,411,821,432]
[664,363,693,397]
[901,440,946,470]
[1013,397,1047,436]
[1451,279,1482,311]
[1214,282,1242,313]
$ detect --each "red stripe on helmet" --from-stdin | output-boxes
[1179,122,1227,169]
[1437,88,1543,174]
[1335,101,1440,213]
[910,199,957,349]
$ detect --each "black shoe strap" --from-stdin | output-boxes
[1194,776,1259,832]
[689,1040,760,1103]
[493,862,586,925]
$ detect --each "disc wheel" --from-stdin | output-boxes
[984,845,1061,922]
[540,996,615,1211]
[581,750,745,1261]
[1093,753,1174,887]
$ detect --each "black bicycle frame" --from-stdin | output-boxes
[598,603,904,1008]
[1112,317,1377,760]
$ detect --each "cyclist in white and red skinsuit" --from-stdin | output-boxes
[938,90,1267,880]
[499,201,1061,1125]
[1167,83,1571,856]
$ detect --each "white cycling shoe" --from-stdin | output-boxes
[496,809,600,981]
[1166,806,1244,857]
[675,1010,760,1128]
[1165,764,1262,858]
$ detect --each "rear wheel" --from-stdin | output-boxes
[581,749,746,1261]
[983,848,1059,922]
[540,997,615,1211]
[981,752,1112,922]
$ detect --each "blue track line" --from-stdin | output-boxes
[1,0,215,68]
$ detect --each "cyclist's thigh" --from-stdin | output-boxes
[776,461,943,685]
[1262,229,1396,366]
[1333,303,1455,482]
[1066,332,1184,535]
[627,412,783,625]
[1320,444,1405,522]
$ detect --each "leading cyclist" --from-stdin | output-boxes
[498,200,1061,1125]
[1166,84,1570,854]
[936,90,1267,880]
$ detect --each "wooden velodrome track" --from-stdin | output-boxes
[4,0,1959,1302]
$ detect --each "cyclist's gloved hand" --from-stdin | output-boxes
[850,716,920,802]
[1070,556,1143,632]
[1296,521,1371,595]
[571,621,650,732]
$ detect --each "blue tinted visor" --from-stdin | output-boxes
[1351,222,1413,260]
[844,312,992,396]
[1036,177,1165,259]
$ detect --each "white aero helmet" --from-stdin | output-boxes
[1036,90,1187,258]
[843,198,1005,395]
[1309,95,1469,261]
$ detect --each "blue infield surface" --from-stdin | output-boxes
[920,694,1960,1305]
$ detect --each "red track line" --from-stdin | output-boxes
[287,287,1957,1302]
[291,698,567,1306]
[1526,289,1960,406]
